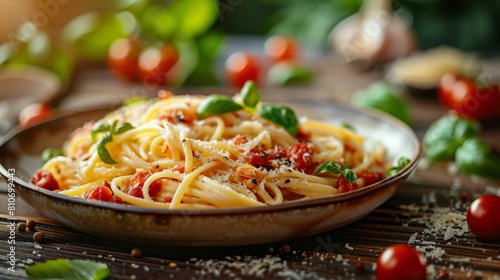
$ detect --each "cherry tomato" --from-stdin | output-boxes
[358,170,384,187]
[83,185,113,202]
[244,146,286,167]
[376,244,427,280]
[30,169,59,191]
[337,176,359,193]
[467,194,500,240]
[127,170,162,199]
[19,103,54,127]
[438,73,500,121]
[287,143,314,173]
[264,35,299,62]
[107,38,141,81]
[138,43,179,86]
[225,52,261,88]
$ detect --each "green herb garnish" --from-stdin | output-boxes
[91,120,134,164]
[25,259,110,280]
[455,138,500,179]
[423,115,480,162]
[196,84,300,136]
[316,162,358,184]
[196,94,243,120]
[386,157,411,176]
[258,103,299,135]
[96,132,116,164]
[240,80,260,109]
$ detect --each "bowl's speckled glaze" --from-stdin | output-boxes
[0,101,420,246]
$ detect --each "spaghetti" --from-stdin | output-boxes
[31,91,389,209]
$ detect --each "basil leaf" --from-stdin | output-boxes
[423,115,480,162]
[386,157,411,176]
[455,138,500,179]
[352,82,412,125]
[25,259,110,280]
[197,94,243,120]
[91,119,111,142]
[316,161,342,175]
[113,122,134,135]
[41,148,64,164]
[259,103,299,135]
[96,132,117,164]
[267,63,313,86]
[342,169,358,184]
[240,80,260,109]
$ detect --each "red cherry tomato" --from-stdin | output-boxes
[126,170,162,199]
[358,170,384,187]
[225,52,261,88]
[376,244,427,280]
[467,194,500,240]
[264,35,299,62]
[19,103,54,127]
[83,185,113,202]
[30,169,59,191]
[138,43,179,86]
[438,73,500,121]
[107,38,141,81]
[337,176,359,193]
[287,143,314,173]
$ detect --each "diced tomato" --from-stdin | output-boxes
[233,135,248,145]
[287,143,314,173]
[337,176,359,193]
[358,170,384,186]
[31,169,59,191]
[244,145,287,167]
[173,165,185,173]
[127,170,162,199]
[109,195,124,204]
[83,184,113,202]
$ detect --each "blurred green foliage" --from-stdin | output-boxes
[224,0,500,54]
[0,23,74,83]
[398,0,500,53]
[1,0,223,87]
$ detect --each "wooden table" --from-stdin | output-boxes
[1,56,500,279]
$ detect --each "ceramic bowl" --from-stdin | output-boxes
[0,101,420,246]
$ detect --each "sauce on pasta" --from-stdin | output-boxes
[31,91,389,209]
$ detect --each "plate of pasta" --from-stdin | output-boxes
[0,84,420,246]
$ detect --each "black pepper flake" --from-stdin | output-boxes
[26,220,36,230]
[175,115,185,122]
[33,232,44,243]
[131,248,142,258]
[284,179,290,184]
[17,222,26,232]
[281,244,291,253]
[251,178,258,185]
[260,152,268,157]
[223,156,229,160]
